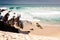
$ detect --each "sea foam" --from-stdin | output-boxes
[0,7,60,23]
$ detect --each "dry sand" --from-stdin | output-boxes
[0,20,60,40]
[17,21,60,38]
[0,31,60,40]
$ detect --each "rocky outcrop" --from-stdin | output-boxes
[0,21,19,33]
[0,21,30,34]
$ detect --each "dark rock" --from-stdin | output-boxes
[0,21,30,34]
[36,23,43,29]
[0,21,19,33]
[30,28,34,30]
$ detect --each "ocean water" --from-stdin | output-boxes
[0,4,60,24]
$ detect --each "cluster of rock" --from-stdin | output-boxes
[0,9,30,34]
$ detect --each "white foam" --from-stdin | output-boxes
[1,7,60,21]
[0,7,7,9]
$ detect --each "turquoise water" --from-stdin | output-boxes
[0,4,60,24]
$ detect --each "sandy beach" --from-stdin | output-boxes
[0,8,60,40]
[0,21,60,40]
[0,31,60,40]
[15,21,60,38]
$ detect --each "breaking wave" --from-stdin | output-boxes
[0,6,60,23]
